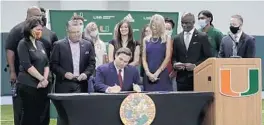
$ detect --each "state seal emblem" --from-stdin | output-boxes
[120,93,156,125]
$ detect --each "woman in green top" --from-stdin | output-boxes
[198,10,224,57]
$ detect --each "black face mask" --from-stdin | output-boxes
[230,26,240,34]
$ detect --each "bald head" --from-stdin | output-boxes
[181,12,195,32]
[26,6,41,20]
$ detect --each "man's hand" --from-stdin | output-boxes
[10,72,17,83]
[169,71,177,78]
[173,62,185,70]
[106,84,121,93]
[184,63,196,71]
[77,73,87,81]
[64,72,74,80]
[133,83,141,92]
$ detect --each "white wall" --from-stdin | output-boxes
[1,1,38,32]
[1,1,264,35]
[129,1,264,35]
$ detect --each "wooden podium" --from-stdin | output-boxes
[194,58,262,125]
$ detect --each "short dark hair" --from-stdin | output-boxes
[23,16,42,39]
[165,17,175,29]
[40,7,46,13]
[231,14,243,24]
[71,14,84,22]
[115,48,132,57]
[198,10,214,26]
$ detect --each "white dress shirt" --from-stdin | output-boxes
[184,28,195,49]
[69,39,80,76]
[233,31,243,43]
[114,62,124,80]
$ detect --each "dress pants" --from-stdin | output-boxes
[18,83,50,125]
[12,87,22,125]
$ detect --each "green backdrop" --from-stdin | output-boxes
[49,10,179,42]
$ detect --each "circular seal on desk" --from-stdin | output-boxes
[120,93,156,125]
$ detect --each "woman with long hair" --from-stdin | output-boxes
[108,20,140,66]
[142,14,173,91]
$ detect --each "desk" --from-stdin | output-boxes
[48,92,213,125]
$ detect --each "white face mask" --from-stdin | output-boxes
[90,30,98,38]
[80,25,84,33]
[198,19,208,28]
[165,30,173,36]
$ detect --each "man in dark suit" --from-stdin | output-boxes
[50,20,96,93]
[39,7,58,58]
[218,15,256,58]
[172,12,212,91]
[94,48,141,93]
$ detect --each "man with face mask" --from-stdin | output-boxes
[198,10,223,57]
[218,15,256,58]
[5,6,42,125]
[172,12,212,91]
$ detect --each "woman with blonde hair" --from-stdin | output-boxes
[142,14,172,91]
[84,22,107,68]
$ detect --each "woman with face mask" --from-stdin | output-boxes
[16,17,50,125]
[198,10,223,57]
[84,22,107,68]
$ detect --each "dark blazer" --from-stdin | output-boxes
[40,27,58,58]
[94,62,140,92]
[172,29,212,87]
[172,29,213,66]
[50,38,96,84]
[218,32,256,58]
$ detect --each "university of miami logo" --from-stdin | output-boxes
[220,68,259,97]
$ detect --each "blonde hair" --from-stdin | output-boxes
[148,14,168,43]
[84,22,102,42]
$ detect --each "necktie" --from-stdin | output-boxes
[118,69,123,89]
[185,32,191,50]
[232,35,238,56]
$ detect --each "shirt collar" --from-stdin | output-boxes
[113,61,124,73]
[68,38,79,44]
[185,28,195,35]
[234,31,243,40]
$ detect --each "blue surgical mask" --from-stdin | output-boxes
[198,19,208,28]
[166,30,173,36]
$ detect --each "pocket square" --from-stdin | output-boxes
[85,51,89,54]
[193,42,198,44]
[29,49,35,51]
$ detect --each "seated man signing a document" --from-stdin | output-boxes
[94,48,141,93]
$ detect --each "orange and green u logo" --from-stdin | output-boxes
[220,68,259,97]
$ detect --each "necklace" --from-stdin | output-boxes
[151,37,159,43]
